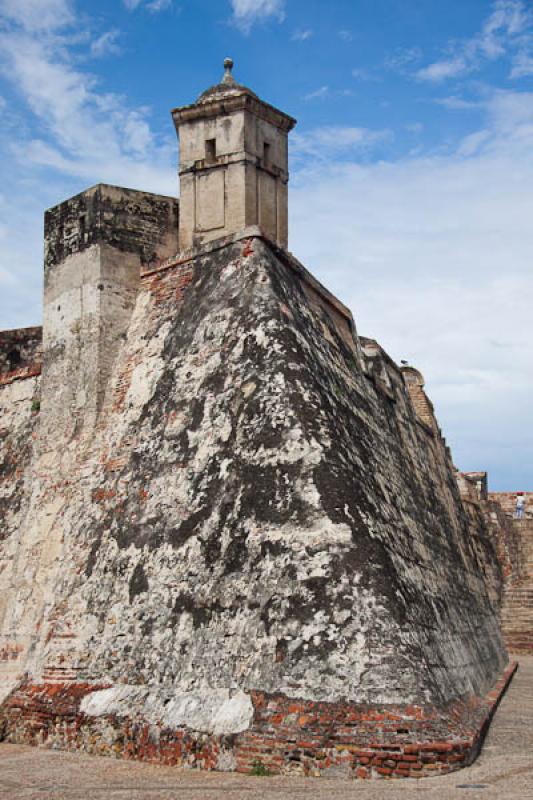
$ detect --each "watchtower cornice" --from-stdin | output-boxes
[171,93,296,134]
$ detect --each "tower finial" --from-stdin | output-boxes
[223,57,235,84]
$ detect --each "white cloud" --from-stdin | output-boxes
[456,129,491,156]
[352,67,381,82]
[146,0,172,11]
[338,30,353,42]
[303,85,356,101]
[290,88,533,488]
[486,88,533,132]
[0,29,175,191]
[304,85,329,101]
[292,125,391,161]
[416,0,533,82]
[481,0,529,52]
[385,47,422,73]
[511,51,533,76]
[90,30,122,58]
[435,96,481,110]
[0,0,73,31]
[230,0,285,32]
[123,0,172,11]
[416,57,467,82]
[292,28,312,41]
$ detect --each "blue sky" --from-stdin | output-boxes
[0,0,532,490]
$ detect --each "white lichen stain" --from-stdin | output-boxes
[80,685,254,735]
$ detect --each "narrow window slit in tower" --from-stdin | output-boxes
[205,138,216,164]
[263,141,271,167]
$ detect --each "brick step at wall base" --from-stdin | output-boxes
[0,663,518,780]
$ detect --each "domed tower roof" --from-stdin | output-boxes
[196,58,259,104]
[172,58,295,133]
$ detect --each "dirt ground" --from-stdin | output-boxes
[0,656,532,800]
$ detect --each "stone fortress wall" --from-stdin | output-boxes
[497,515,533,653]
[0,227,515,778]
[0,60,528,780]
[487,491,533,655]
[456,477,533,655]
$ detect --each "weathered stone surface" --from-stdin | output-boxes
[40,184,179,452]
[0,369,41,695]
[0,232,507,719]
[44,184,179,275]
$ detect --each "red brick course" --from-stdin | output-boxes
[0,364,41,387]
[0,662,517,780]
[141,262,194,307]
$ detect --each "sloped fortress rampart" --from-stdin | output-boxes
[0,61,520,780]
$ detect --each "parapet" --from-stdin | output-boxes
[489,492,533,519]
[400,364,438,432]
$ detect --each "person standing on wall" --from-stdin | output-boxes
[515,493,525,519]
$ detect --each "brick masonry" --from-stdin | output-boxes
[0,662,517,779]
[398,365,437,433]
[0,364,42,388]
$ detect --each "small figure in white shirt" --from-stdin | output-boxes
[515,493,525,519]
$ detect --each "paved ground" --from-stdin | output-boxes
[0,657,532,800]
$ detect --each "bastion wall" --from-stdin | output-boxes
[0,210,513,778]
